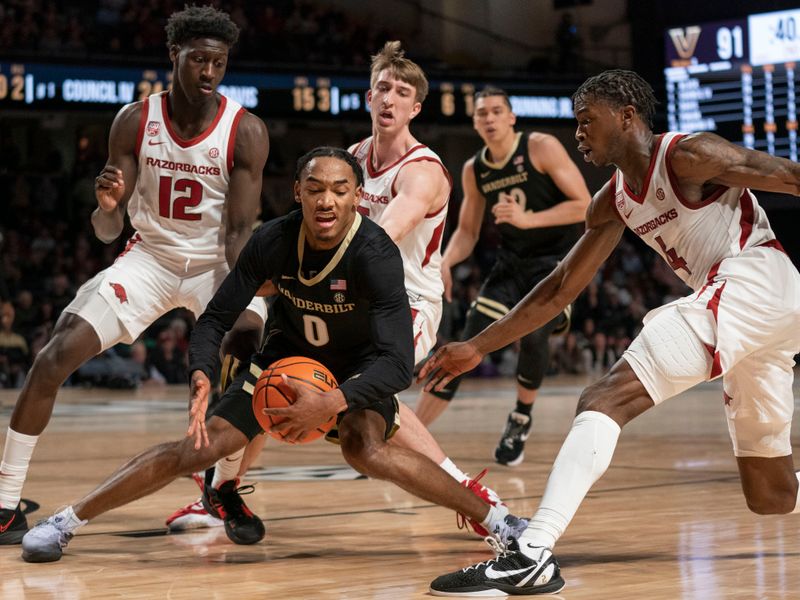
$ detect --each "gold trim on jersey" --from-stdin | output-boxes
[297,212,362,286]
[480,132,523,170]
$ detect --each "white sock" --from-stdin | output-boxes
[439,458,468,483]
[211,448,245,488]
[520,411,621,554]
[791,472,800,514]
[53,506,87,533]
[481,502,509,533]
[0,428,39,509]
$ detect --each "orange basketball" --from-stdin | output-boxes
[252,356,338,443]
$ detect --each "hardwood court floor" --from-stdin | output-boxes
[1,374,798,599]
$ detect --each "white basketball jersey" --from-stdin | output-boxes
[351,137,450,304]
[128,91,246,272]
[612,132,777,291]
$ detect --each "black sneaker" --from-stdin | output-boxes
[201,479,265,545]
[0,504,28,545]
[429,538,565,596]
[494,411,532,467]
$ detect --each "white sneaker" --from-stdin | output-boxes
[165,498,224,531]
[21,517,73,563]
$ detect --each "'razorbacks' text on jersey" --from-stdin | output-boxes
[130,91,246,272]
[612,132,778,291]
[474,131,581,260]
[351,137,451,304]
[189,210,414,411]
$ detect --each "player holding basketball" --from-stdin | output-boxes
[350,41,505,534]
[165,41,505,538]
[20,147,528,562]
[413,86,591,468]
[422,70,800,595]
[0,6,269,544]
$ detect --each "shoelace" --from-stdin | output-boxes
[461,536,510,572]
[218,483,256,516]
[456,468,490,532]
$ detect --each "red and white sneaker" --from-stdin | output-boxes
[457,468,506,537]
[165,473,224,532]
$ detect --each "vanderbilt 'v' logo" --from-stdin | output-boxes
[668,26,701,60]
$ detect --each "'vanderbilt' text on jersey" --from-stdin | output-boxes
[474,132,580,260]
[612,132,778,291]
[130,91,246,272]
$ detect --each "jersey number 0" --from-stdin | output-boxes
[159,176,202,221]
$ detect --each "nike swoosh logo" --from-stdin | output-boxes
[480,171,491,178]
[148,140,166,146]
[623,208,633,219]
[280,275,295,280]
[484,564,537,580]
[0,513,15,533]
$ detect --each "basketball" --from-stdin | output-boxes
[252,356,338,443]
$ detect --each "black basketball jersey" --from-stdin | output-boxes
[189,210,414,411]
[473,132,581,260]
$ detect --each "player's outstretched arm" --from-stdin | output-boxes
[420,180,624,390]
[91,102,141,243]
[440,159,486,302]
[491,133,590,229]
[224,113,269,268]
[670,132,800,196]
[378,159,450,244]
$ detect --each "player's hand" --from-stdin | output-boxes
[417,341,483,391]
[441,263,454,303]
[491,192,530,228]
[187,370,211,450]
[95,166,126,212]
[262,375,343,443]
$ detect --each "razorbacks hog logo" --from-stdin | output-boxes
[146,121,160,136]
[109,282,128,304]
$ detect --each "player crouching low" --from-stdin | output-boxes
[21,147,526,563]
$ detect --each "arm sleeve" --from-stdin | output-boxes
[337,235,414,410]
[188,222,281,380]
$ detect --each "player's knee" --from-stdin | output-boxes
[339,418,388,476]
[28,342,70,390]
[744,488,795,515]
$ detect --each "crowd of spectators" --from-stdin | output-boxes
[0,0,400,69]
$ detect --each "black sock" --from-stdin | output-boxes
[515,399,533,416]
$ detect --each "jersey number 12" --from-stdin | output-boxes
[159,176,202,220]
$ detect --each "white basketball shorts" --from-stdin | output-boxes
[63,242,268,351]
[623,245,800,457]
[410,297,442,366]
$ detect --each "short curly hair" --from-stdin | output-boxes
[165,5,240,47]
[295,147,364,188]
[572,69,658,128]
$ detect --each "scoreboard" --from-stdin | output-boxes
[0,62,575,123]
[664,8,800,159]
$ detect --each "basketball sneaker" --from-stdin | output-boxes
[429,538,565,596]
[457,468,506,537]
[166,472,224,531]
[201,479,265,545]
[0,504,28,544]
[21,516,74,563]
[494,411,532,467]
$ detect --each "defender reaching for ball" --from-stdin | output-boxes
[21,147,527,563]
